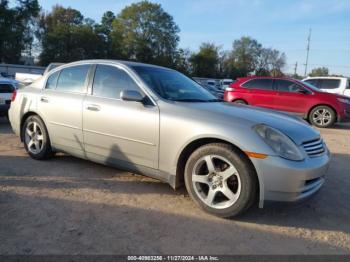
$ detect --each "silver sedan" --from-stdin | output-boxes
[8,60,330,217]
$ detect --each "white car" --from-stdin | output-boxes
[303,77,350,97]
[220,79,234,90]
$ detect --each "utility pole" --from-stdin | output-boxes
[294,62,298,76]
[304,28,312,77]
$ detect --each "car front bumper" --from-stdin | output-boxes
[251,149,330,208]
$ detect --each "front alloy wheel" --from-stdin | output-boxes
[309,106,335,128]
[192,155,241,209]
[185,143,258,218]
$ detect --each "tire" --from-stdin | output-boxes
[184,143,258,218]
[233,99,247,105]
[309,105,336,128]
[22,115,54,160]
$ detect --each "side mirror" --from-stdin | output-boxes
[297,88,309,94]
[120,90,144,102]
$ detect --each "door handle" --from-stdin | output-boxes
[86,104,101,112]
[40,96,49,103]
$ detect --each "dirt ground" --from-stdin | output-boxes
[0,117,350,255]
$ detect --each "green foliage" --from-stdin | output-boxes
[309,67,329,77]
[173,48,192,75]
[231,37,262,76]
[0,0,40,63]
[191,37,287,79]
[1,0,289,78]
[37,5,106,65]
[230,37,286,78]
[112,0,180,67]
[189,43,220,78]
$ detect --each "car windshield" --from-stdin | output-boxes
[132,66,219,102]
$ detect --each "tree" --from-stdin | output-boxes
[112,0,180,67]
[37,5,105,65]
[173,48,192,75]
[256,48,286,76]
[189,43,220,78]
[94,11,121,59]
[309,67,329,77]
[230,36,262,77]
[0,0,40,63]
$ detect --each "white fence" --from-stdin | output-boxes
[0,64,45,78]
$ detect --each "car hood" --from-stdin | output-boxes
[180,102,320,145]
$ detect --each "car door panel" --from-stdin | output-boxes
[37,65,91,153]
[241,79,276,109]
[83,97,159,169]
[82,64,159,169]
[273,79,309,114]
[38,90,86,152]
[249,89,277,109]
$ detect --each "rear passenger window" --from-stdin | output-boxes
[45,71,60,90]
[92,65,139,99]
[56,65,90,93]
[320,79,340,89]
[242,79,273,90]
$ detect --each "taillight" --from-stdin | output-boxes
[226,87,235,92]
[11,90,17,102]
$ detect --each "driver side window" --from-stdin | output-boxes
[274,79,304,93]
[92,65,139,99]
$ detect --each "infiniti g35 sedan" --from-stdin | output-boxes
[8,60,330,217]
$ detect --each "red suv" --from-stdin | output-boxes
[224,76,350,128]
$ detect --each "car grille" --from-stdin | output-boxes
[302,138,325,157]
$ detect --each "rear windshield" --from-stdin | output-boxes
[0,83,14,93]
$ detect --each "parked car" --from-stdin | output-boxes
[15,72,42,85]
[303,76,350,97]
[9,60,330,217]
[0,78,16,118]
[220,79,234,90]
[204,80,224,99]
[224,76,350,128]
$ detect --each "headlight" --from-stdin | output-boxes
[253,124,305,161]
[337,98,350,105]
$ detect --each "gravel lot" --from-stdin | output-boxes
[0,117,350,255]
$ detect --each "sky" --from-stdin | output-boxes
[37,0,350,76]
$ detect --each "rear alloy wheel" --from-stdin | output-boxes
[309,106,335,128]
[233,99,247,105]
[184,143,258,218]
[23,115,53,160]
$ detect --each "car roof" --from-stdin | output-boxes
[304,76,348,80]
[56,59,171,71]
[237,76,297,82]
